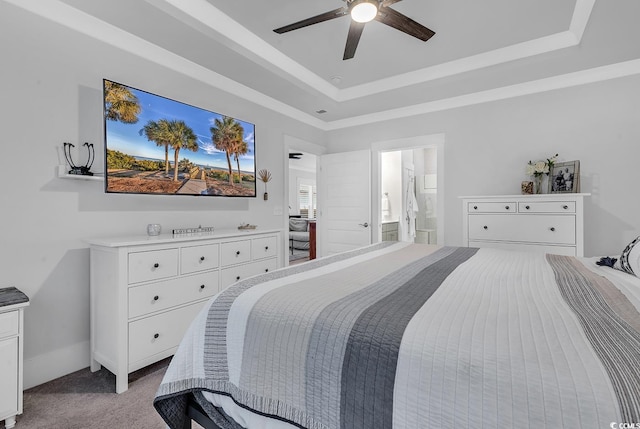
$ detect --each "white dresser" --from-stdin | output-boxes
[461,194,589,256]
[87,229,283,393]
[0,288,29,429]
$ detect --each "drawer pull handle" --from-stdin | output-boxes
[473,206,478,210]
[505,205,510,210]
[200,284,205,290]
[153,333,159,339]
[236,276,241,281]
[153,263,159,268]
[483,226,488,230]
[236,251,241,256]
[563,205,569,210]
[265,268,269,272]
[525,205,530,210]
[265,246,269,250]
[550,227,556,232]
[153,295,159,301]
[200,256,205,261]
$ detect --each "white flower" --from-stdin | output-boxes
[534,161,546,173]
[525,164,535,175]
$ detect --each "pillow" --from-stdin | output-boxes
[289,218,308,232]
[614,235,640,277]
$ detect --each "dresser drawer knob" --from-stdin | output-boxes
[265,268,269,272]
[550,227,556,232]
[153,333,159,339]
[200,284,205,290]
[525,205,530,210]
[236,275,241,281]
[153,295,159,301]
[236,251,241,256]
[200,256,205,261]
[153,263,159,268]
[563,205,569,210]
[473,206,478,210]
[505,205,510,210]
[265,246,269,250]
[483,226,488,230]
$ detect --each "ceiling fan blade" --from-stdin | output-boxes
[380,0,403,7]
[375,6,435,41]
[274,7,348,34]
[343,20,365,60]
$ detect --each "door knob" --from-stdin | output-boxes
[359,222,369,228]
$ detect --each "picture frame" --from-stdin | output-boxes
[548,160,580,193]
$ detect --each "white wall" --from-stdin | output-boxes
[327,75,640,257]
[0,3,324,388]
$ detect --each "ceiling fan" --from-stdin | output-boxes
[273,0,435,60]
[289,152,303,159]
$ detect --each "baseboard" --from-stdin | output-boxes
[23,340,90,389]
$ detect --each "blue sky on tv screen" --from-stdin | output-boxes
[105,82,255,173]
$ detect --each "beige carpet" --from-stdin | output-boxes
[6,358,203,429]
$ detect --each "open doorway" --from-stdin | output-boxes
[380,148,438,244]
[288,150,317,264]
[373,134,444,246]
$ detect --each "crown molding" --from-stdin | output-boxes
[325,58,640,130]
[6,0,639,133]
[152,0,595,102]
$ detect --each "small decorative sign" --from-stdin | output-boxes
[172,226,215,235]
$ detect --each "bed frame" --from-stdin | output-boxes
[182,400,220,429]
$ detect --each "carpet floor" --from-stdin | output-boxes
[6,358,203,429]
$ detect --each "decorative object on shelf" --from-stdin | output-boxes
[521,181,533,195]
[147,224,162,236]
[526,153,558,194]
[258,169,272,200]
[63,142,95,176]
[238,224,257,230]
[549,160,580,193]
[172,225,215,235]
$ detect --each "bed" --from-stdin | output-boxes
[154,241,640,429]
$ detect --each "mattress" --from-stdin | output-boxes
[155,242,640,429]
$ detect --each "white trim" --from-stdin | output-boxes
[326,59,640,130]
[23,340,90,389]
[6,0,639,132]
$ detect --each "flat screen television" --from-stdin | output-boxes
[103,79,256,197]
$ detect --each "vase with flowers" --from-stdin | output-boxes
[526,154,558,194]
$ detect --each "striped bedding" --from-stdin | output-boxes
[154,242,640,429]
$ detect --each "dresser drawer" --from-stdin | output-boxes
[0,311,18,339]
[128,271,218,318]
[518,201,575,213]
[128,249,178,284]
[469,214,576,245]
[128,301,206,367]
[468,202,516,213]
[220,258,278,289]
[251,236,277,261]
[181,243,219,274]
[220,240,251,266]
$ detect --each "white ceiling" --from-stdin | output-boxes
[9,0,640,129]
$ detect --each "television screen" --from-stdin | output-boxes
[103,79,256,197]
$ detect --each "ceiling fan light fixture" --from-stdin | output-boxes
[351,1,378,23]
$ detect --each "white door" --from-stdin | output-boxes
[318,150,371,256]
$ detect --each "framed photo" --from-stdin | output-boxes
[548,160,580,193]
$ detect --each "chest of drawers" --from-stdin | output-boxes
[461,194,589,256]
[87,229,282,393]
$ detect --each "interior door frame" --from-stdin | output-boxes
[372,134,446,245]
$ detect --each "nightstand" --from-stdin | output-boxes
[0,287,29,429]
